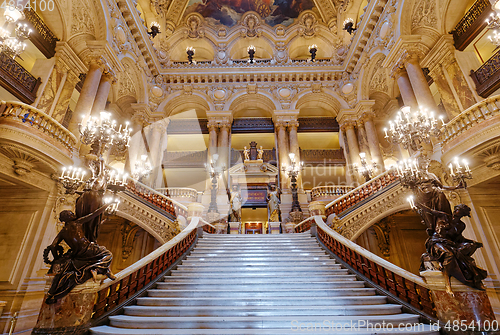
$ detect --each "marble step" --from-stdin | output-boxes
[156,281,361,290]
[136,295,388,307]
[123,304,403,317]
[91,325,440,334]
[189,251,329,256]
[107,314,421,329]
[185,255,332,261]
[147,288,376,298]
[179,260,338,267]
[162,275,354,283]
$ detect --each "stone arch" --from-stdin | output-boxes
[159,92,212,117]
[359,52,392,101]
[294,92,343,116]
[227,91,279,114]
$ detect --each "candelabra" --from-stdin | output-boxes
[186,46,195,64]
[147,22,161,38]
[343,18,357,35]
[353,152,376,182]
[205,154,226,213]
[133,154,152,181]
[394,158,429,188]
[449,157,472,189]
[247,45,255,64]
[58,111,131,195]
[0,8,32,59]
[309,44,317,62]
[282,153,302,212]
[384,106,444,152]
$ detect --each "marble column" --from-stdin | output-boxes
[429,66,461,120]
[51,71,81,124]
[90,72,114,117]
[362,112,385,172]
[405,57,439,111]
[67,60,104,136]
[339,128,353,185]
[356,123,372,161]
[147,119,169,189]
[207,121,218,159]
[218,123,230,168]
[394,68,418,110]
[344,122,361,166]
[445,58,476,110]
[276,122,289,187]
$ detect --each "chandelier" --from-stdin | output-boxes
[58,112,131,194]
[394,158,429,188]
[384,106,444,151]
[133,154,152,181]
[353,152,377,182]
[0,8,32,59]
[486,11,500,46]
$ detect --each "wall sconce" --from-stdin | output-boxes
[308,44,317,62]
[343,18,357,35]
[186,46,195,64]
[147,22,161,38]
[247,45,255,64]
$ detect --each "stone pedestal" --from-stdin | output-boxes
[229,222,241,234]
[187,202,205,219]
[33,275,106,335]
[420,271,495,326]
[269,222,281,234]
[308,201,326,216]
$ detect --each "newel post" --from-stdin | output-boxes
[308,201,326,237]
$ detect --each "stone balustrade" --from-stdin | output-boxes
[314,217,436,318]
[310,185,355,201]
[156,188,199,203]
[441,95,500,148]
[0,101,77,153]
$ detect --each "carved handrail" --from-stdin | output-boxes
[325,170,399,217]
[310,185,355,201]
[441,94,500,146]
[200,218,217,234]
[126,179,188,218]
[294,216,314,233]
[23,8,59,58]
[155,187,199,202]
[471,51,500,97]
[451,0,490,51]
[0,100,77,152]
[93,217,201,319]
[314,217,436,318]
[0,53,42,104]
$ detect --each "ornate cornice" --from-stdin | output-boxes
[382,35,430,74]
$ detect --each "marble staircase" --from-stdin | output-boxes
[90,234,439,334]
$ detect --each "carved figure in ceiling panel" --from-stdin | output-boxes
[299,12,318,37]
[412,0,437,29]
[152,0,173,16]
[185,13,204,39]
[241,13,262,38]
[370,59,389,94]
[71,0,96,36]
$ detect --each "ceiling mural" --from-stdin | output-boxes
[183,0,316,27]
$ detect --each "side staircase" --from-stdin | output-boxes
[91,233,439,334]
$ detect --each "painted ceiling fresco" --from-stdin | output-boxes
[184,0,316,27]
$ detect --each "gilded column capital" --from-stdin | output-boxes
[207,121,219,132]
[101,70,117,84]
[288,121,299,131]
[339,120,357,131]
[150,118,170,133]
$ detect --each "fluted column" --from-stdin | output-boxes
[68,59,104,136]
[393,68,418,110]
[361,112,385,172]
[90,72,115,117]
[405,57,439,111]
[147,119,170,189]
[276,122,289,187]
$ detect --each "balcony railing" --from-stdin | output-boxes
[310,185,355,201]
[23,8,59,58]
[451,0,491,51]
[471,49,500,98]
[156,187,199,203]
[0,101,77,153]
[0,52,41,104]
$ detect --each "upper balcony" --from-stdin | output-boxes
[471,49,500,98]
[451,0,491,51]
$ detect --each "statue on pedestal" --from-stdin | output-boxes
[409,173,487,294]
[243,146,250,161]
[229,184,242,222]
[257,146,264,161]
[43,203,116,304]
[267,184,281,222]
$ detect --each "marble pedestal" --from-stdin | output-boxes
[269,222,281,234]
[229,222,241,234]
[215,222,227,234]
[32,275,106,335]
[421,270,495,329]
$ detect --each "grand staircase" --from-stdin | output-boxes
[91,234,439,334]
